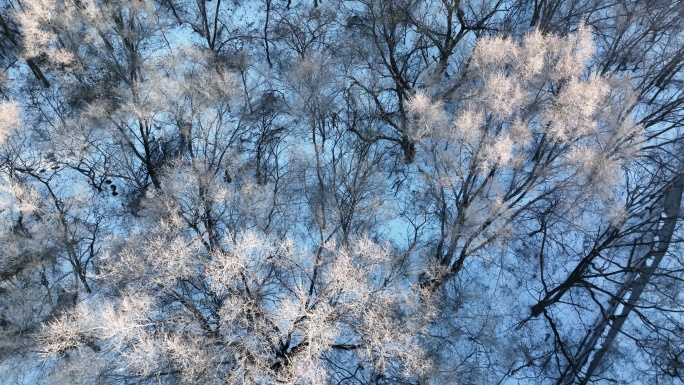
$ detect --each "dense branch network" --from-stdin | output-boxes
[0,0,683,384]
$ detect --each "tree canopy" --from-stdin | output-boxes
[1,0,684,384]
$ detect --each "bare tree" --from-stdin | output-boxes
[1,0,684,384]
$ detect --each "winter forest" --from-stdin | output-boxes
[0,0,683,383]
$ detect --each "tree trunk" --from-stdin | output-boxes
[559,171,684,385]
